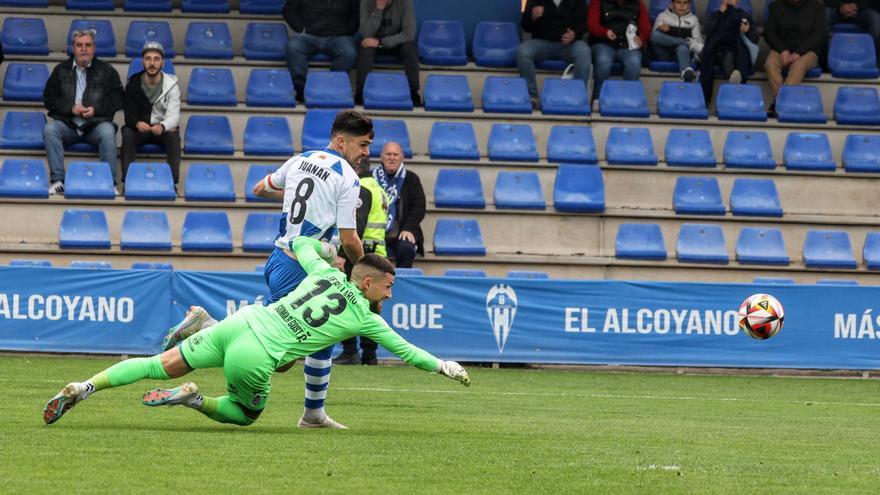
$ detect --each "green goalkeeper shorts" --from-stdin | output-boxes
[179,310,274,411]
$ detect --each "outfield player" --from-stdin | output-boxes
[43,237,471,427]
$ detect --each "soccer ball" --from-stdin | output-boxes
[738,293,785,340]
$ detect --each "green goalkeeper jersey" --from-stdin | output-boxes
[242,237,440,372]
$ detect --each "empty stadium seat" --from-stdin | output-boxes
[128,58,176,80]
[240,0,284,14]
[429,122,480,160]
[723,131,776,169]
[370,119,413,158]
[395,267,424,276]
[472,21,518,67]
[65,162,114,199]
[182,0,230,13]
[184,163,235,201]
[553,164,605,213]
[736,227,789,265]
[783,133,835,171]
[803,230,857,268]
[302,109,340,151]
[243,23,287,61]
[863,232,880,270]
[67,20,115,57]
[364,72,413,110]
[184,22,233,59]
[834,87,880,125]
[304,71,354,108]
[124,0,172,11]
[423,74,474,112]
[131,262,173,270]
[9,259,51,267]
[444,269,487,277]
[753,277,796,284]
[729,178,782,217]
[494,171,545,210]
[775,85,827,123]
[0,0,48,6]
[546,125,597,164]
[0,159,47,198]
[125,162,176,200]
[418,20,468,65]
[716,84,766,121]
[2,18,48,55]
[184,116,234,155]
[599,80,650,118]
[665,129,715,167]
[126,21,175,58]
[67,0,113,8]
[245,164,281,203]
[60,209,110,249]
[540,78,590,116]
[615,223,667,260]
[0,111,45,150]
[242,213,279,252]
[842,134,880,172]
[507,271,549,279]
[182,212,233,251]
[187,68,236,106]
[243,116,293,156]
[605,127,657,165]
[828,33,880,79]
[816,279,859,285]
[677,224,729,264]
[120,210,172,250]
[433,218,486,255]
[3,63,49,102]
[488,124,539,162]
[70,261,112,269]
[246,69,295,108]
[434,169,485,209]
[482,77,532,113]
[673,176,724,215]
[657,82,709,119]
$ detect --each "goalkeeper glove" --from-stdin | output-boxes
[438,360,470,387]
[318,240,338,265]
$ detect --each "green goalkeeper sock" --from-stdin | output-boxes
[198,396,254,426]
[93,356,170,390]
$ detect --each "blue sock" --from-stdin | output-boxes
[302,345,334,421]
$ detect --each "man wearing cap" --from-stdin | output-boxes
[121,41,181,190]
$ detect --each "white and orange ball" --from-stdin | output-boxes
[738,293,785,340]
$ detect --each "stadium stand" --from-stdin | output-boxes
[1,18,48,55]
[705,0,752,16]
[187,68,237,107]
[656,82,709,119]
[181,212,233,252]
[507,270,550,279]
[715,84,766,121]
[67,0,113,9]
[64,162,115,200]
[0,0,47,6]
[482,76,532,114]
[184,22,234,59]
[183,116,234,155]
[3,63,50,102]
[435,169,485,209]
[70,261,112,269]
[395,267,425,276]
[664,129,716,167]
[59,209,111,249]
[120,210,172,251]
[783,133,835,171]
[828,33,880,79]
[735,227,790,265]
[472,21,519,67]
[301,109,340,152]
[429,122,480,160]
[370,120,413,158]
[131,262,174,270]
[487,124,539,162]
[803,230,857,269]
[444,269,487,277]
[834,87,880,125]
[842,134,880,173]
[493,171,545,210]
[124,163,176,201]
[242,213,279,252]
[729,178,783,217]
[553,164,605,213]
[615,223,667,260]
[125,21,175,58]
[182,0,231,14]
[184,164,235,202]
[246,69,296,108]
[775,85,827,124]
[363,73,414,110]
[753,277,795,284]
[9,259,52,267]
[304,71,354,108]
[546,126,597,164]
[243,117,294,157]
[816,279,859,285]
[433,219,486,255]
[723,131,776,169]
[239,0,284,14]
[423,75,474,112]
[0,159,47,198]
[0,111,45,150]
[124,0,172,12]
[599,80,650,118]
[863,233,880,270]
[676,224,729,264]
[540,78,590,116]
[673,176,725,215]
[605,127,657,165]
[418,20,468,66]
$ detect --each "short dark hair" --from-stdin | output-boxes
[355,253,396,277]
[331,110,374,139]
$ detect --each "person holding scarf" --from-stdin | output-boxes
[372,141,425,268]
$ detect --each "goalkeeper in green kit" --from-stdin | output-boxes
[43,237,470,426]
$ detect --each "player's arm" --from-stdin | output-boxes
[253,174,285,200]
[289,236,336,275]
[339,228,364,263]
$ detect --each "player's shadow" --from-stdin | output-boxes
[62,423,305,434]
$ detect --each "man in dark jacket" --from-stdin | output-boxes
[763,0,827,108]
[355,0,420,106]
[372,141,425,268]
[283,0,360,102]
[587,0,652,100]
[699,0,759,103]
[43,29,123,195]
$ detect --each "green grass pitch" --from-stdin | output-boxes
[4,355,880,494]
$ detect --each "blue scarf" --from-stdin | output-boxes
[372,163,406,231]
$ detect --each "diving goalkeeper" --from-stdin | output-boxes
[43,237,470,426]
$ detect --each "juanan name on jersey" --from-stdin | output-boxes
[0,293,134,322]
[298,161,330,181]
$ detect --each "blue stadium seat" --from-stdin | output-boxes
[128,58,175,80]
[0,111,45,150]
[605,127,657,165]
[803,230,857,268]
[753,277,796,284]
[418,20,468,65]
[0,159,47,198]
[1,18,48,55]
[364,72,413,110]
[9,259,52,267]
[553,164,605,213]
[424,74,474,112]
[657,81,709,119]
[783,133,835,171]
[67,20,115,57]
[121,210,172,250]
[429,122,480,160]
[736,227,789,265]
[705,0,752,16]
[184,22,233,59]
[546,126,597,164]
[540,78,590,116]
[817,279,859,285]
[435,168,485,209]
[243,23,287,61]
[395,267,424,276]
[723,131,776,169]
[70,261,112,269]
[615,223,667,260]
[245,164,281,203]
[124,0,172,11]
[716,84,767,121]
[184,116,234,155]
[60,209,110,249]
[126,21,175,58]
[473,21,519,67]
[131,262,173,270]
[507,270,549,279]
[182,0,230,13]
[488,124,539,162]
[775,85,827,123]
[370,119,413,158]
[433,219,486,255]
[863,232,880,270]
[125,162,176,200]
[3,63,49,102]
[494,171,545,210]
[842,134,880,173]
[444,269,487,277]
[673,176,725,215]
[482,76,532,114]
[184,163,234,202]
[729,178,782,217]
[0,0,48,6]
[246,69,295,108]
[677,224,729,264]
[828,33,880,79]
[67,0,113,9]
[65,162,114,199]
[187,68,236,106]
[665,129,715,167]
[304,71,354,108]
[243,212,279,252]
[240,0,284,14]
[834,87,880,125]
[254,264,266,272]
[243,116,293,156]
[302,109,340,151]
[182,212,233,252]
[599,80,649,118]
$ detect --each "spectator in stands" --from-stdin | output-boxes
[283,0,360,103]
[588,0,651,100]
[763,0,827,115]
[517,0,592,110]
[372,142,425,269]
[698,0,758,103]
[43,29,123,196]
[825,0,880,51]
[355,0,420,106]
[121,42,181,190]
[650,0,703,82]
